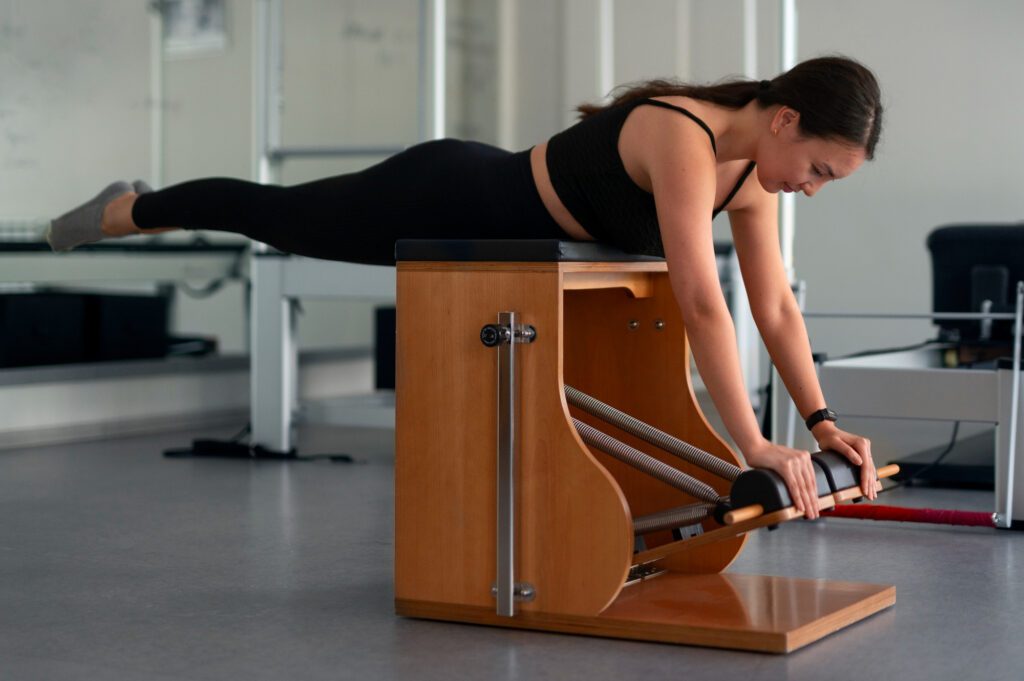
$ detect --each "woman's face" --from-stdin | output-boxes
[756,108,866,197]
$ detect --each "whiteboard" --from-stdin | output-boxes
[0,1,151,221]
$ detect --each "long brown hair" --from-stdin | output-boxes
[577,56,883,159]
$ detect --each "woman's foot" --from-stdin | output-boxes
[46,181,134,252]
[104,188,177,236]
[100,191,142,237]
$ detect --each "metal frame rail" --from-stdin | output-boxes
[249,0,446,452]
[775,282,1024,528]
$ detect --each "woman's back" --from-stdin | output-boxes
[535,96,759,256]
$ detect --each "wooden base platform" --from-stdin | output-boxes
[397,573,895,654]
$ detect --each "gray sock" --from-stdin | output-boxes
[46,181,133,252]
[132,179,154,194]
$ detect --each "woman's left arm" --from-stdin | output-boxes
[727,177,877,499]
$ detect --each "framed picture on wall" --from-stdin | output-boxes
[162,0,228,58]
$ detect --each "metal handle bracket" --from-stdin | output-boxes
[482,312,536,616]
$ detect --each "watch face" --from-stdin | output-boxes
[826,409,837,420]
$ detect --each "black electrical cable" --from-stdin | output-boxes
[762,344,961,495]
[227,423,251,443]
[163,421,361,463]
[826,338,937,362]
[878,421,961,494]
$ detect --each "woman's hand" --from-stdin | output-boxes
[811,422,877,500]
[742,439,825,519]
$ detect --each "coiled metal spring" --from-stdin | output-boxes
[573,419,722,504]
[564,385,741,482]
[632,502,714,535]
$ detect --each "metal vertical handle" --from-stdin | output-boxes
[480,313,537,615]
[495,311,516,616]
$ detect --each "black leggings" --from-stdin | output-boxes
[132,139,570,266]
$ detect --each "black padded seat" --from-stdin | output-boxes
[394,239,665,263]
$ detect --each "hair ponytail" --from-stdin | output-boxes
[577,55,883,159]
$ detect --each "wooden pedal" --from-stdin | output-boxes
[632,465,898,567]
[724,463,901,525]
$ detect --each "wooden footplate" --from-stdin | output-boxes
[398,574,895,654]
[394,242,896,654]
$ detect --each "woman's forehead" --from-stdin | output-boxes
[804,138,866,177]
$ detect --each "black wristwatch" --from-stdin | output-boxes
[805,407,837,431]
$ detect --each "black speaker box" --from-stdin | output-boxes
[375,306,396,390]
[0,292,169,368]
[93,294,169,362]
[928,224,1024,342]
[0,293,89,367]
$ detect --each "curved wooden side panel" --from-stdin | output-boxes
[395,264,632,617]
[562,274,747,574]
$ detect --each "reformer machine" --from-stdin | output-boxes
[394,240,896,654]
[779,224,1024,528]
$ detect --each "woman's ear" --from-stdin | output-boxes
[771,106,801,134]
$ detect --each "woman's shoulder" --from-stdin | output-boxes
[636,95,718,121]
[619,97,719,171]
[623,96,719,150]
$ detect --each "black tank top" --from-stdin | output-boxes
[545,98,756,257]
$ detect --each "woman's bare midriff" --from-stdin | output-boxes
[529,143,596,241]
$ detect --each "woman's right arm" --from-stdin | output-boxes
[643,117,824,519]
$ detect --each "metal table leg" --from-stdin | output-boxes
[251,254,295,453]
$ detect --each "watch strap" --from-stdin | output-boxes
[805,408,837,431]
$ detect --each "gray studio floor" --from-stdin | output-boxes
[1,423,1022,681]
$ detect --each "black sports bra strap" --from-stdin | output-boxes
[713,161,757,216]
[637,98,718,156]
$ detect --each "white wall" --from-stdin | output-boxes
[682,0,1024,455]
[4,0,1023,452]
[504,0,563,149]
[680,0,1024,355]
[2,0,498,356]
[163,0,500,353]
[13,1,1021,353]
[795,0,1024,357]
[517,0,1024,457]
[0,1,151,217]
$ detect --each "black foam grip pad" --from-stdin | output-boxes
[729,465,832,514]
[731,469,790,513]
[810,450,860,493]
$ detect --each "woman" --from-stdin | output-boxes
[49,55,882,517]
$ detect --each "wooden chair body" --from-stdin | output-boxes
[394,247,894,653]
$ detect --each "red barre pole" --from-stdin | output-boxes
[823,504,995,528]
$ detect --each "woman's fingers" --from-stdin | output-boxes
[829,435,877,500]
[802,456,820,518]
[841,443,863,466]
[755,442,885,518]
[844,436,876,499]
[836,441,871,497]
[782,465,805,515]
[807,458,822,517]
[861,450,877,500]
[782,452,819,519]
[784,470,804,515]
